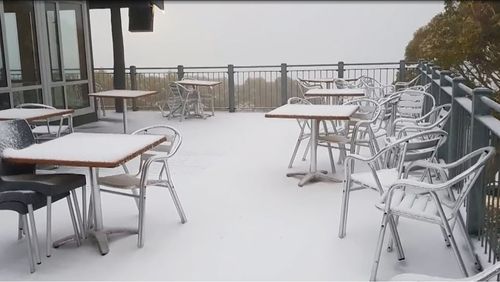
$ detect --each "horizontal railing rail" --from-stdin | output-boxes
[93,60,416,112]
[419,62,500,265]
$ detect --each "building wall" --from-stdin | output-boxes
[0,0,96,122]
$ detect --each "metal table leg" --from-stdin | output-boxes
[88,167,109,255]
[287,119,342,187]
[122,99,128,134]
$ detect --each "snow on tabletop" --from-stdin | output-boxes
[2,132,165,164]
[176,79,221,86]
[88,90,157,98]
[305,88,365,96]
[0,108,71,120]
[265,104,359,119]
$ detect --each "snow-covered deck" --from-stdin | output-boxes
[0,111,486,280]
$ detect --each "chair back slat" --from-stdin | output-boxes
[0,120,36,176]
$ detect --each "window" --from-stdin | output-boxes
[0,92,9,109]
[59,3,87,81]
[12,89,43,106]
[45,2,62,81]
[4,0,41,87]
[51,86,64,108]
[66,83,89,109]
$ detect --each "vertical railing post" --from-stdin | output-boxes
[228,64,235,112]
[467,87,493,235]
[438,70,452,161]
[430,65,441,106]
[447,76,466,165]
[398,59,405,82]
[280,63,288,105]
[337,61,344,78]
[177,65,184,80]
[130,65,138,111]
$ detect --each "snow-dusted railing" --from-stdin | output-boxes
[418,62,500,264]
[93,60,417,112]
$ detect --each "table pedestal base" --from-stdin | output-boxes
[52,228,137,255]
[287,170,341,187]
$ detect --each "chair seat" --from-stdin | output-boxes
[1,173,86,196]
[99,174,140,189]
[390,273,455,281]
[31,125,70,135]
[0,190,68,214]
[376,190,453,222]
[318,134,350,144]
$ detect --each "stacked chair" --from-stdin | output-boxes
[0,119,85,273]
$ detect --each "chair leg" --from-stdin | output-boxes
[164,160,187,224]
[289,128,306,168]
[137,187,147,248]
[370,212,389,281]
[71,190,85,240]
[387,215,405,261]
[66,196,81,247]
[436,203,468,277]
[81,186,87,239]
[130,188,140,210]
[27,205,41,265]
[457,212,483,271]
[18,213,23,239]
[338,177,351,238]
[439,226,451,247]
[302,138,311,161]
[22,214,36,273]
[46,196,52,257]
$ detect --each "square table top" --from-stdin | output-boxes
[176,79,222,87]
[0,108,74,122]
[265,104,359,120]
[88,90,157,99]
[304,88,365,97]
[3,132,166,168]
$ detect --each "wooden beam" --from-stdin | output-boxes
[110,7,125,113]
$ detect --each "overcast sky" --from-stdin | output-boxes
[89,1,444,68]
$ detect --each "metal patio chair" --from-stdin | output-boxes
[389,103,451,140]
[389,89,436,120]
[159,82,198,121]
[15,103,73,142]
[98,125,187,247]
[297,78,325,104]
[0,119,85,270]
[394,74,422,90]
[370,146,495,280]
[338,129,448,239]
[318,98,383,165]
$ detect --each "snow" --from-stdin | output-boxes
[0,111,490,280]
[3,133,164,165]
[0,108,71,121]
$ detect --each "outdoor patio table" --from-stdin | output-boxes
[304,88,365,104]
[2,132,166,255]
[89,90,157,133]
[265,104,359,186]
[0,108,74,122]
[176,79,221,118]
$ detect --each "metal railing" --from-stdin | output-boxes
[93,60,417,111]
[419,62,500,264]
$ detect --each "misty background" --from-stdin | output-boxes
[90,1,445,67]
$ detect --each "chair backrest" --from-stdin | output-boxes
[445,147,496,215]
[390,89,436,119]
[343,98,381,122]
[396,104,451,138]
[132,125,182,159]
[15,103,55,109]
[297,79,322,97]
[381,129,448,176]
[0,120,36,176]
